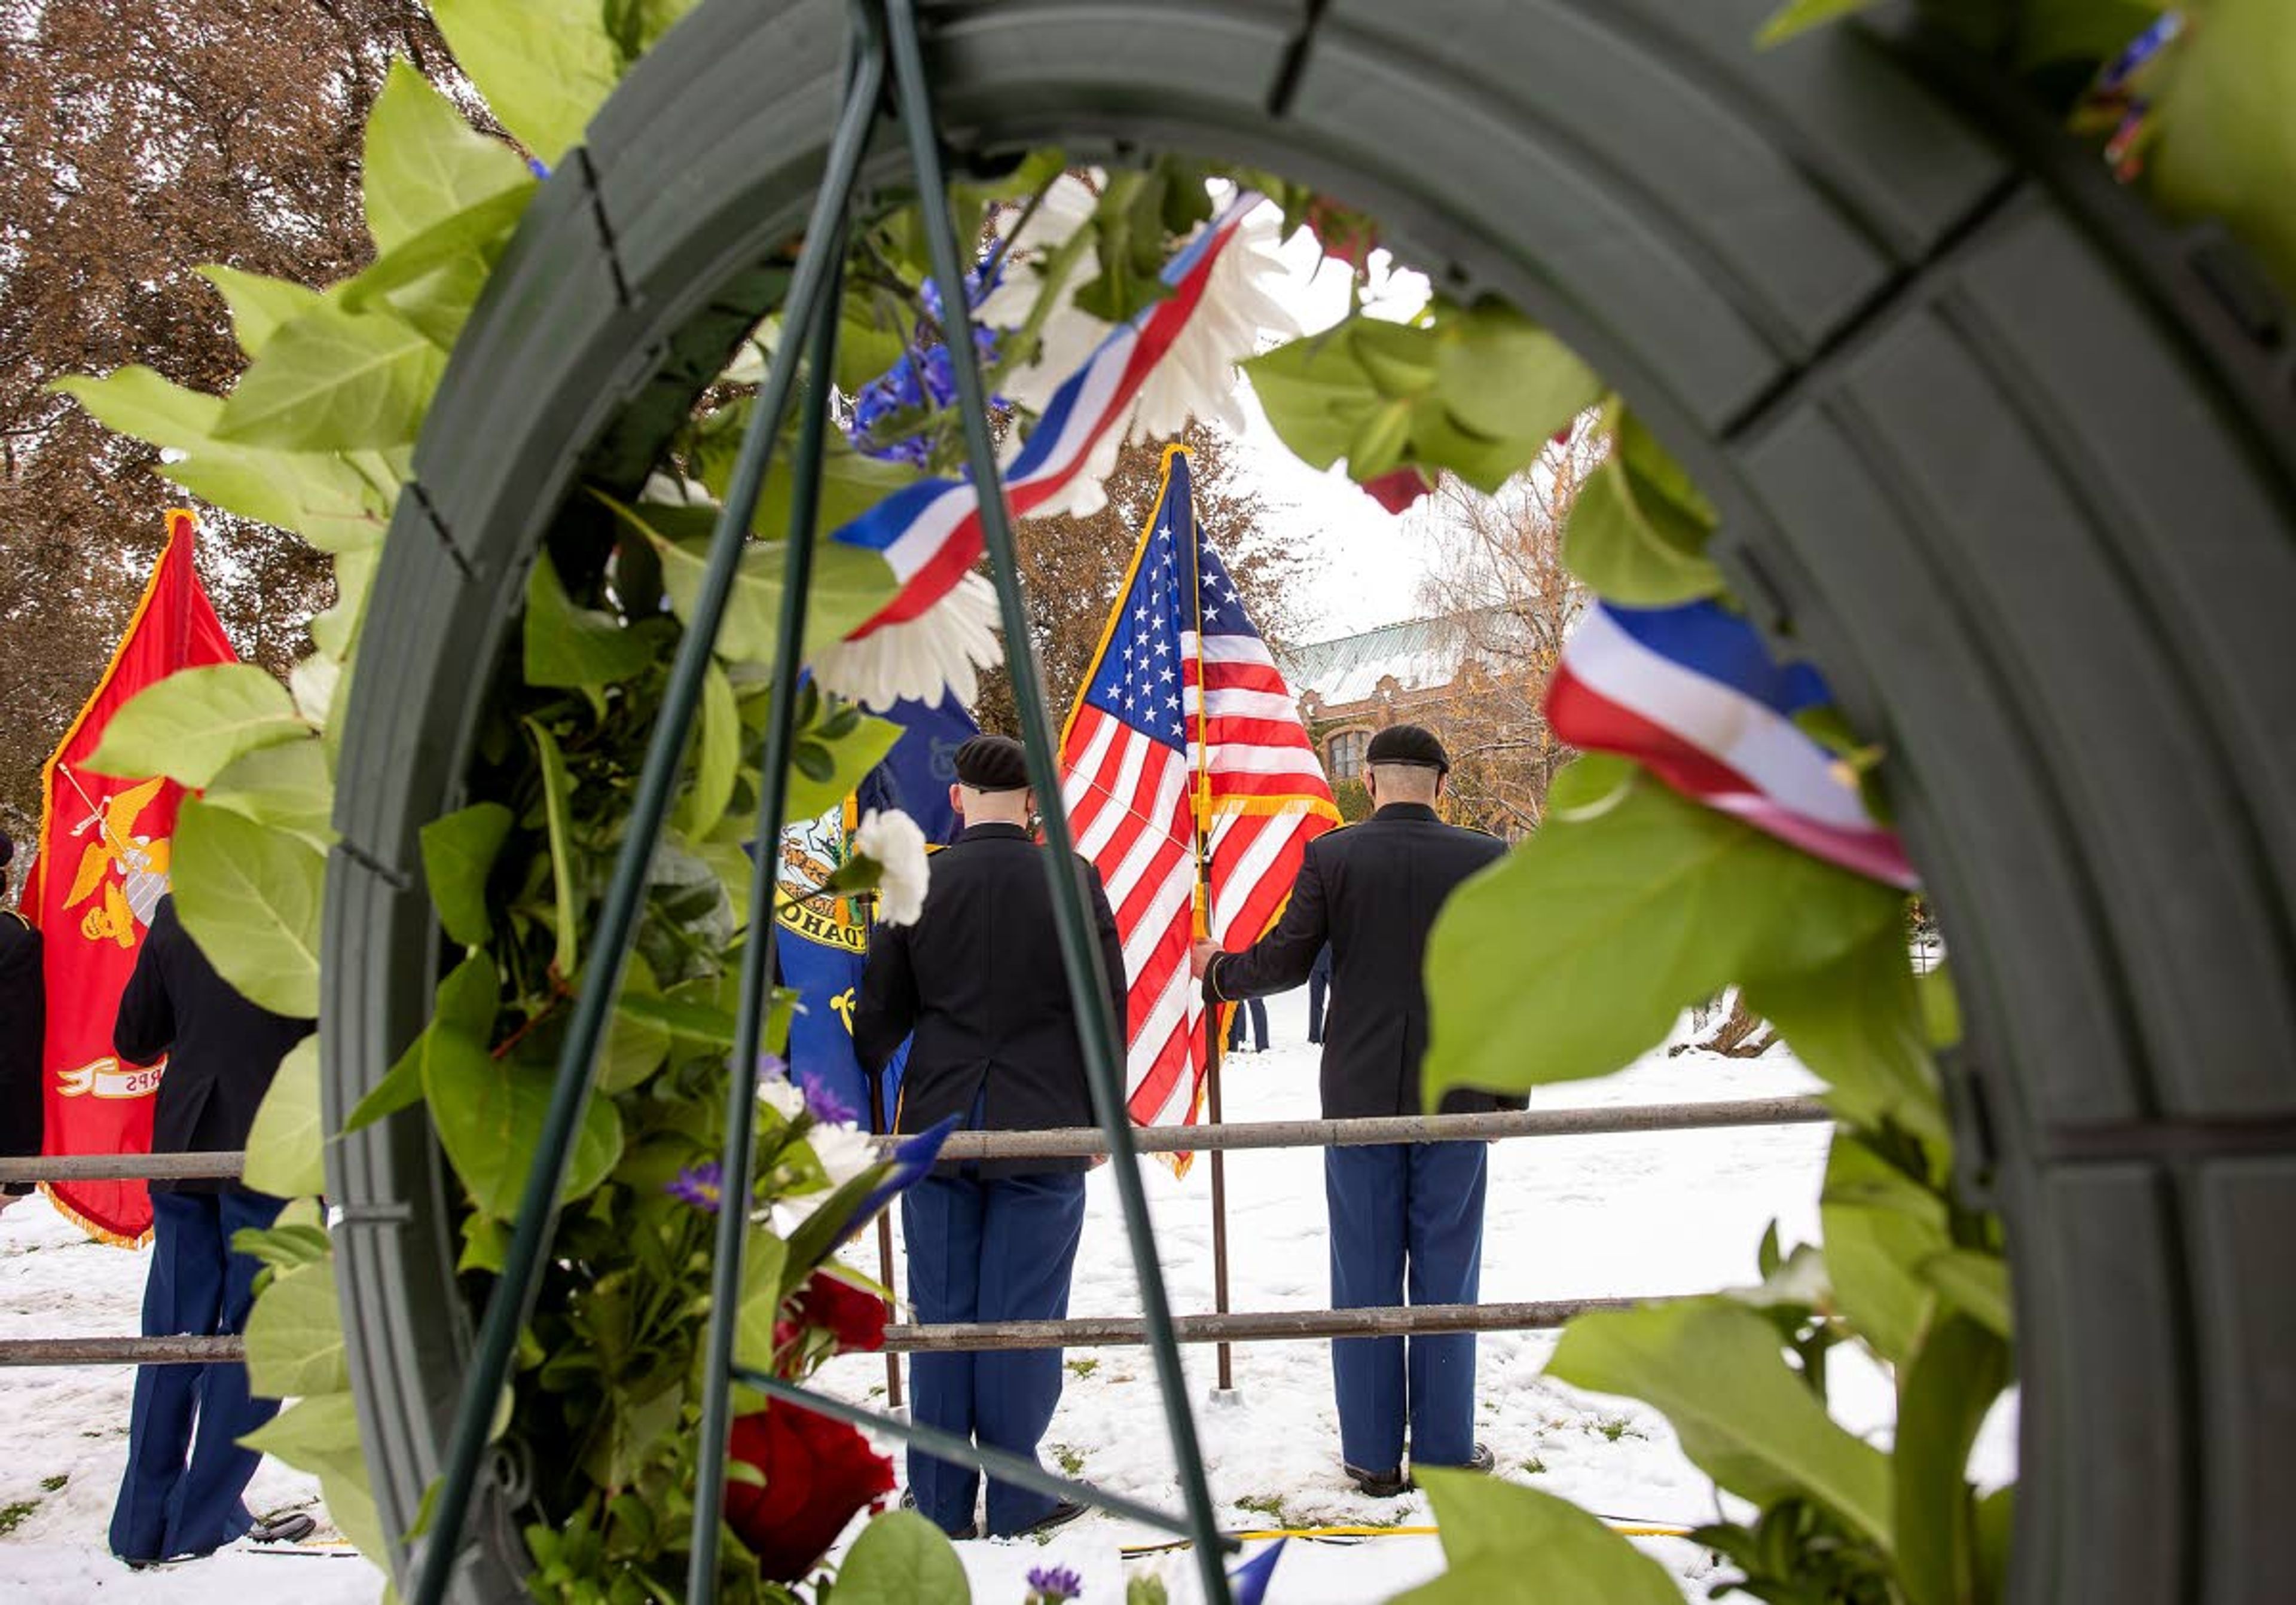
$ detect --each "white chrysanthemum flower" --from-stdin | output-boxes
[758,1075,808,1123]
[805,1121,877,1188]
[809,570,1001,711]
[1130,204,1298,438]
[641,470,719,506]
[851,806,931,926]
[973,173,1101,331]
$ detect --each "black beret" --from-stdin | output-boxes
[0,827,13,868]
[1366,723,1449,775]
[953,733,1031,793]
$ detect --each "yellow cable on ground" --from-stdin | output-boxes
[1118,1519,1692,1556]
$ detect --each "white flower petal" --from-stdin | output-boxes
[807,1123,877,1188]
[852,806,932,927]
[811,571,1001,711]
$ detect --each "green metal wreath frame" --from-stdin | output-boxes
[323,2,2296,1602]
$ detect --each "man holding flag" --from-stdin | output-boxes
[1191,723,1515,1497]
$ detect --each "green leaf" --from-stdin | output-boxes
[214,301,443,451]
[240,1392,364,1479]
[1432,301,1601,445]
[1917,959,1962,1051]
[1819,1130,1947,1365]
[597,493,901,662]
[86,664,310,789]
[1894,1313,2014,1605]
[362,61,532,253]
[163,444,398,554]
[787,713,901,824]
[1757,0,1880,48]
[51,365,221,453]
[1391,1471,1681,1604]
[1244,326,1393,472]
[312,547,384,660]
[733,1228,794,1375]
[242,1037,325,1198]
[346,953,497,1132]
[340,184,533,333]
[525,718,581,978]
[673,662,740,842]
[599,956,671,1096]
[429,0,621,166]
[1423,772,1902,1101]
[2150,0,2296,302]
[1563,409,1724,606]
[230,1199,329,1274]
[524,550,655,689]
[1541,752,1639,822]
[425,1034,624,1221]
[202,737,336,852]
[197,267,321,359]
[1976,1485,2016,1604]
[613,992,737,1045]
[1548,1298,1894,1554]
[242,1256,347,1399]
[421,802,515,948]
[1919,1249,2014,1340]
[1743,919,1948,1147]
[828,1509,971,1605]
[172,799,324,1017]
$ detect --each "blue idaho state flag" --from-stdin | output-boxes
[778,695,977,1129]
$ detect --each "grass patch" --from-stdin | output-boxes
[1052,1443,1086,1476]
[1233,1492,1290,1527]
[1594,1414,1644,1443]
[0,1499,39,1537]
[1520,1456,1549,1475]
[1066,1357,1099,1380]
[41,1474,67,1493]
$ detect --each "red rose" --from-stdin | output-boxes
[723,1405,896,1581]
[773,1270,889,1374]
[1359,466,1432,515]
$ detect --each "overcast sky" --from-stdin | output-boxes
[1222,226,1436,646]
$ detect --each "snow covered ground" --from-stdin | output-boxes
[0,986,2011,1603]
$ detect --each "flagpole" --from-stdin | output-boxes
[1174,444,1236,1399]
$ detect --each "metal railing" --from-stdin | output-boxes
[0,1093,1827,1367]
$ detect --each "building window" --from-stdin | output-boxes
[1329,729,1369,781]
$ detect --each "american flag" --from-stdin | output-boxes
[1057,447,1340,1130]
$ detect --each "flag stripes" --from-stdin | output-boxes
[1057,448,1339,1136]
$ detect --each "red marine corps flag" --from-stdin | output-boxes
[25,510,237,1245]
[1057,447,1339,1151]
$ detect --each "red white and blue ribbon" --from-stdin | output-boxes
[831,192,1262,638]
[1546,600,1918,889]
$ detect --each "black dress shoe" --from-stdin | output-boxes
[1013,1500,1088,1537]
[1410,1442,1495,1476]
[1343,1463,1411,1499]
[251,1511,318,1545]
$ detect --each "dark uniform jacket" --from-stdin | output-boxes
[853,822,1126,1177]
[114,895,314,1196]
[0,909,42,1188]
[1208,802,1522,1120]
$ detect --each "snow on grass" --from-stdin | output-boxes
[0,986,2010,1603]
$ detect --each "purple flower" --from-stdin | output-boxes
[755,1052,789,1084]
[1025,1563,1084,1603]
[847,260,1008,465]
[665,1160,725,1213]
[794,1071,858,1130]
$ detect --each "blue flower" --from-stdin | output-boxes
[666,1160,725,1214]
[1025,1562,1084,1603]
[840,1115,960,1245]
[1231,1539,1286,1605]
[847,259,1009,464]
